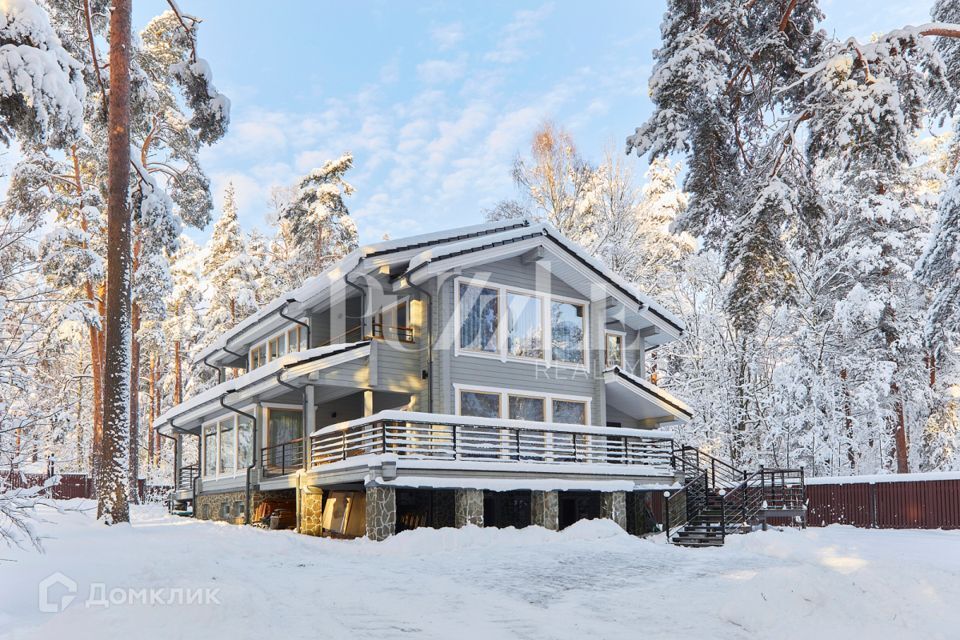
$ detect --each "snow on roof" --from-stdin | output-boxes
[161,341,370,429]
[604,367,693,418]
[804,471,960,485]
[194,219,532,366]
[192,250,363,365]
[359,218,531,256]
[406,223,548,273]
[195,216,684,366]
[405,222,684,333]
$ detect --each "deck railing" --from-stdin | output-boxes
[261,438,304,477]
[177,464,199,491]
[309,411,675,471]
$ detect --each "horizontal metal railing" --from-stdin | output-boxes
[176,464,199,491]
[260,438,304,477]
[309,412,675,471]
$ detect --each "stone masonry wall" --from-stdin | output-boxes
[601,491,628,531]
[366,486,397,541]
[530,490,559,531]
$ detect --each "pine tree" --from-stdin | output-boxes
[279,155,359,285]
[203,183,259,334]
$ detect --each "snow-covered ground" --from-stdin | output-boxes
[2,502,958,640]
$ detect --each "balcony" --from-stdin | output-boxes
[307,411,677,490]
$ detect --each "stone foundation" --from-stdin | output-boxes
[601,491,628,531]
[365,486,396,541]
[300,489,324,536]
[454,488,484,528]
[194,489,293,525]
[530,490,559,531]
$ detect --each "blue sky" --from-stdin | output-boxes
[134,1,933,244]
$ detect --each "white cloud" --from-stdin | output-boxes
[484,3,554,64]
[416,57,467,84]
[431,22,464,50]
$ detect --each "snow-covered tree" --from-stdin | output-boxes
[278,154,358,286]
[203,183,259,333]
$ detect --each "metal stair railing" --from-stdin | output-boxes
[672,445,746,489]
[664,471,708,539]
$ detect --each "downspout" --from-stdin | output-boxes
[202,354,223,384]
[275,370,308,533]
[344,271,367,339]
[406,278,434,412]
[280,299,311,346]
[219,396,257,525]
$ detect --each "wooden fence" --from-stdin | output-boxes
[805,474,960,529]
[1,472,168,502]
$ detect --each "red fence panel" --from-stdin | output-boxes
[806,476,960,530]
[1,472,163,502]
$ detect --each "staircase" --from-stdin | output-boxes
[664,446,807,547]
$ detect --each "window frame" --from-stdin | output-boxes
[200,404,258,479]
[604,330,626,369]
[454,383,592,424]
[505,289,545,361]
[455,280,501,357]
[247,320,308,371]
[453,276,590,371]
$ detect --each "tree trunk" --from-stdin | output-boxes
[97,0,132,524]
[128,299,140,503]
[174,340,182,405]
[147,353,156,466]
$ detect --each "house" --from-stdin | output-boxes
[157,218,799,543]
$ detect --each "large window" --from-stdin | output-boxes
[459,283,499,353]
[459,390,501,418]
[238,415,254,467]
[218,418,235,473]
[508,395,545,421]
[456,386,590,424]
[552,399,587,425]
[268,409,302,445]
[506,292,543,359]
[203,427,217,477]
[203,411,254,478]
[551,301,585,365]
[456,278,588,368]
[605,332,624,368]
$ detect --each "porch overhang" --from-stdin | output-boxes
[156,341,372,435]
[603,367,693,425]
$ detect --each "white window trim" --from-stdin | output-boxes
[453,382,592,424]
[264,405,304,448]
[200,405,256,479]
[248,320,308,370]
[604,329,626,369]
[453,276,590,371]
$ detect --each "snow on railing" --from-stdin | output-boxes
[309,411,675,470]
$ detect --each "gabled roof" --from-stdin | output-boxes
[195,217,685,366]
[193,219,530,366]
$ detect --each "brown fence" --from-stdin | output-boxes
[1,472,167,502]
[806,476,960,529]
